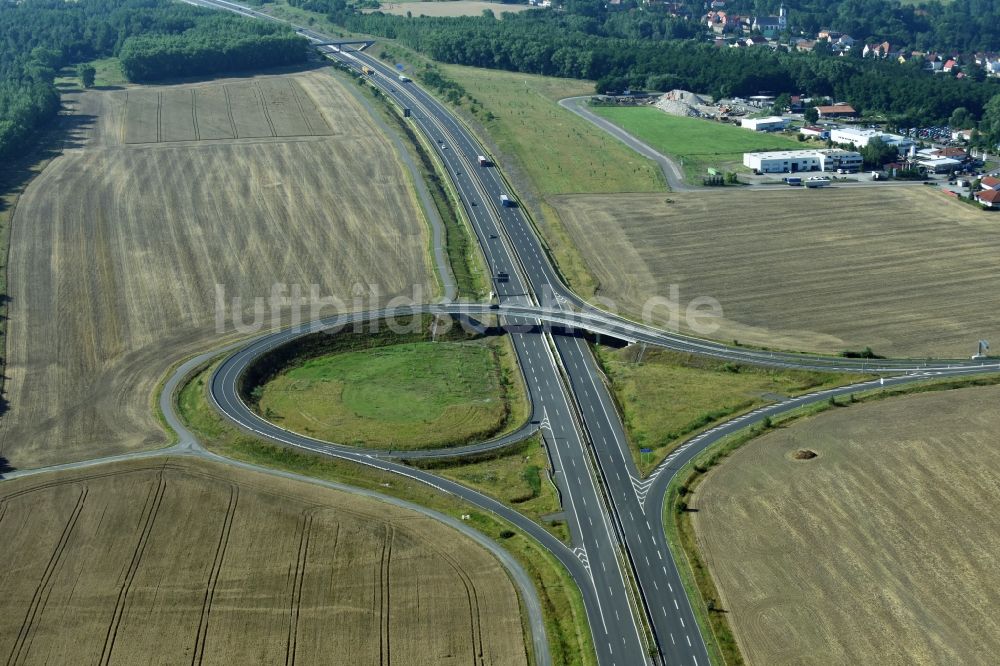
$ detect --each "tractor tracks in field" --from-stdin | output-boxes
[191,482,240,666]
[378,524,394,666]
[285,508,319,666]
[7,485,89,666]
[99,472,167,666]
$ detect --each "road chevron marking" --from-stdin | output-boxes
[539,407,552,433]
[573,546,591,572]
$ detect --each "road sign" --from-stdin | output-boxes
[640,448,652,453]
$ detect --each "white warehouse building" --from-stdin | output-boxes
[741,116,790,132]
[744,150,821,173]
[744,149,863,173]
[830,127,915,151]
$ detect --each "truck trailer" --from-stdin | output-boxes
[478,155,490,167]
[805,176,831,188]
[499,194,513,207]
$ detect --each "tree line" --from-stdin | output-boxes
[0,0,308,160]
[119,16,307,83]
[343,10,1000,128]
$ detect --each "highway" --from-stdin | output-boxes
[176,3,1000,664]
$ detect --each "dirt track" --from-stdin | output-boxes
[0,69,434,469]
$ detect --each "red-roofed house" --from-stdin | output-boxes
[943,59,957,73]
[816,104,857,118]
[934,147,967,160]
[980,176,1000,190]
[974,189,1000,208]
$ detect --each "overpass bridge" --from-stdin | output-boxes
[267,302,1000,375]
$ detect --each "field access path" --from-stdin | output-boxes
[559,96,694,192]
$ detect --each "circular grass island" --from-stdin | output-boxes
[244,319,529,450]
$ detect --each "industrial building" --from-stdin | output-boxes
[830,127,915,151]
[740,116,790,132]
[744,149,862,173]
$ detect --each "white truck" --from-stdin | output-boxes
[805,176,831,188]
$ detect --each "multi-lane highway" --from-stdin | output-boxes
[180,3,1000,664]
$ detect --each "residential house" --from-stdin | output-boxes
[863,41,892,59]
[980,176,1000,190]
[942,58,957,73]
[974,189,1000,208]
[796,39,816,52]
[836,35,855,49]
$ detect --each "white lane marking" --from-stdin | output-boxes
[674,599,679,610]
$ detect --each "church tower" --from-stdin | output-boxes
[778,3,787,30]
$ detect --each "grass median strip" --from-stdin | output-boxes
[593,344,857,475]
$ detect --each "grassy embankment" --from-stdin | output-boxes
[594,344,858,475]
[661,372,1000,666]
[433,63,665,297]
[177,360,596,666]
[590,106,804,183]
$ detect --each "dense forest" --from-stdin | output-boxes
[344,9,1000,130]
[0,0,307,159]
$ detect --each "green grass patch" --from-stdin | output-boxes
[177,360,597,666]
[55,57,126,89]
[590,106,804,184]
[594,344,858,475]
[430,435,569,542]
[258,339,514,449]
[440,64,665,196]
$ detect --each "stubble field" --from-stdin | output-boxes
[691,384,1000,665]
[0,457,527,665]
[0,69,434,469]
[554,187,998,357]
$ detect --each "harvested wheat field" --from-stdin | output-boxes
[691,384,1000,665]
[554,187,999,357]
[0,457,527,665]
[0,68,434,469]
